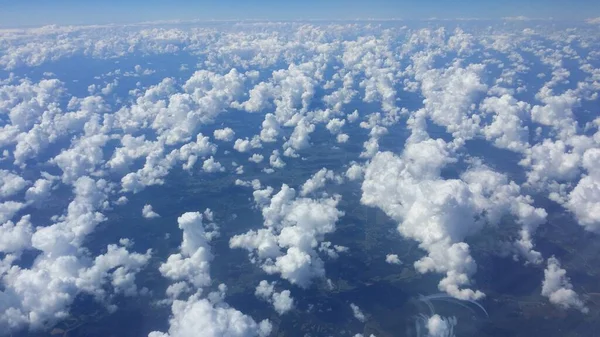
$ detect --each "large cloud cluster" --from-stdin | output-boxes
[151,211,272,337]
[230,181,343,288]
[362,132,547,299]
[541,257,588,313]
[0,18,598,335]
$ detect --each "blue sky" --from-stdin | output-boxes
[0,0,599,27]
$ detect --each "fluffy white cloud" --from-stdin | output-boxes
[520,139,582,186]
[152,211,271,337]
[254,280,275,300]
[283,118,315,157]
[0,215,33,253]
[149,292,272,337]
[254,281,294,315]
[235,179,262,190]
[269,150,285,169]
[531,87,579,138]
[24,178,53,204]
[115,196,128,205]
[350,303,366,322]
[300,168,342,196]
[479,94,530,152]
[203,157,225,173]
[234,137,262,153]
[231,183,343,288]
[0,170,29,199]
[345,162,364,181]
[0,240,151,331]
[426,315,457,337]
[259,114,280,143]
[347,110,359,123]
[142,204,160,219]
[336,133,349,143]
[249,154,264,164]
[362,134,547,299]
[272,290,294,315]
[566,148,600,232]
[159,210,218,289]
[151,69,248,144]
[214,128,235,142]
[385,254,402,265]
[31,176,110,253]
[541,257,588,313]
[326,118,345,134]
[412,62,487,140]
[173,134,218,171]
[0,201,26,227]
[360,137,379,159]
[51,134,109,184]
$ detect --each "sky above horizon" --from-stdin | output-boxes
[0,0,599,27]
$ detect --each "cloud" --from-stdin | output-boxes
[565,148,600,232]
[203,157,225,173]
[350,303,366,322]
[174,134,218,171]
[235,179,263,190]
[51,134,110,184]
[0,215,33,254]
[152,69,248,144]
[0,170,29,198]
[24,178,53,204]
[300,168,342,196]
[269,150,286,169]
[234,138,262,153]
[414,62,487,141]
[254,281,294,315]
[336,134,349,143]
[149,292,272,337]
[152,212,271,337]
[0,201,26,228]
[159,210,218,289]
[362,135,547,299]
[326,118,346,134]
[479,94,530,152]
[213,128,235,142]
[347,110,359,123]
[272,290,294,315]
[142,204,161,219]
[345,162,364,181]
[1,175,155,330]
[385,254,402,265]
[541,257,588,313]
[0,20,597,335]
[531,87,580,138]
[103,68,246,191]
[254,280,275,300]
[259,114,280,143]
[586,17,600,24]
[426,314,457,337]
[115,196,128,205]
[31,176,110,253]
[249,154,264,164]
[0,240,151,331]
[230,183,343,288]
[520,139,582,187]
[283,118,315,157]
